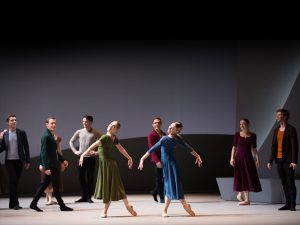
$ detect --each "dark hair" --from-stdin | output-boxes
[276,108,290,121]
[174,122,183,129]
[6,114,16,122]
[83,115,93,122]
[152,117,162,124]
[241,118,250,125]
[45,117,56,123]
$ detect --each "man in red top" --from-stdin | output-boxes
[147,117,166,203]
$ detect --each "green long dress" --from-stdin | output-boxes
[94,134,126,203]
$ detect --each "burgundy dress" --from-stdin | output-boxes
[233,132,262,192]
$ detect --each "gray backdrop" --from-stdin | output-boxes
[0,40,300,194]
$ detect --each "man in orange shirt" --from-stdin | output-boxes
[268,108,298,211]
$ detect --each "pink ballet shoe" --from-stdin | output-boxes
[183,203,195,216]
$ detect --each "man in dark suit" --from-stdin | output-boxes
[0,114,30,210]
[268,108,298,211]
[30,117,73,212]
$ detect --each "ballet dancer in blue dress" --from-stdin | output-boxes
[138,122,202,217]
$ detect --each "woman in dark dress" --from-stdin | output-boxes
[230,118,262,205]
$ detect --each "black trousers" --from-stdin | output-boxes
[5,159,23,208]
[31,166,65,207]
[152,163,164,199]
[276,159,297,206]
[78,157,95,199]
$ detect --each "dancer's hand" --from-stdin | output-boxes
[290,163,297,170]
[63,160,69,168]
[24,163,30,169]
[267,163,272,169]
[45,169,51,175]
[138,159,144,170]
[195,156,202,167]
[128,157,133,169]
[156,162,162,168]
[230,158,235,167]
[79,156,84,166]
[256,159,260,168]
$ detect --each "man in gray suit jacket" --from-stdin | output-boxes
[0,114,30,210]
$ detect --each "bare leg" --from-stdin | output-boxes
[180,198,195,216]
[237,192,244,202]
[123,198,137,216]
[101,201,111,218]
[46,192,53,205]
[162,197,171,217]
[239,191,250,205]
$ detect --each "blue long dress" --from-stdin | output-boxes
[148,135,193,200]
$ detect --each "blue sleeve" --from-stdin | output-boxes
[177,136,193,152]
[147,137,163,154]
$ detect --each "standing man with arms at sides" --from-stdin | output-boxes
[69,115,101,203]
[30,117,73,212]
[148,117,166,203]
[0,114,30,210]
[268,108,298,211]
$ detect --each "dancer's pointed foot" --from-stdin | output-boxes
[46,200,57,206]
[238,200,250,205]
[162,211,168,217]
[183,203,195,216]
[100,213,107,218]
[126,205,137,216]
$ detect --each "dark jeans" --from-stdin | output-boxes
[152,163,164,199]
[31,166,65,207]
[78,157,95,199]
[5,159,23,208]
[276,159,297,206]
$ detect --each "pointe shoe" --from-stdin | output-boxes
[238,200,250,205]
[162,211,168,217]
[183,204,195,216]
[126,205,137,216]
[46,201,57,206]
[237,193,244,202]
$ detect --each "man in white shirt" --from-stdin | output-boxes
[0,114,30,210]
[69,115,101,203]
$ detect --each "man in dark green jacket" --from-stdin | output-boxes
[30,117,73,212]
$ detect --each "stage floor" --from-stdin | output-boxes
[0,194,299,225]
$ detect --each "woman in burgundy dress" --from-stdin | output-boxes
[230,118,262,205]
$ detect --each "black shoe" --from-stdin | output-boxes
[150,191,158,202]
[30,204,43,212]
[278,204,291,210]
[160,198,165,203]
[60,205,73,211]
[87,198,94,203]
[290,205,296,211]
[14,205,22,210]
[75,198,87,203]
